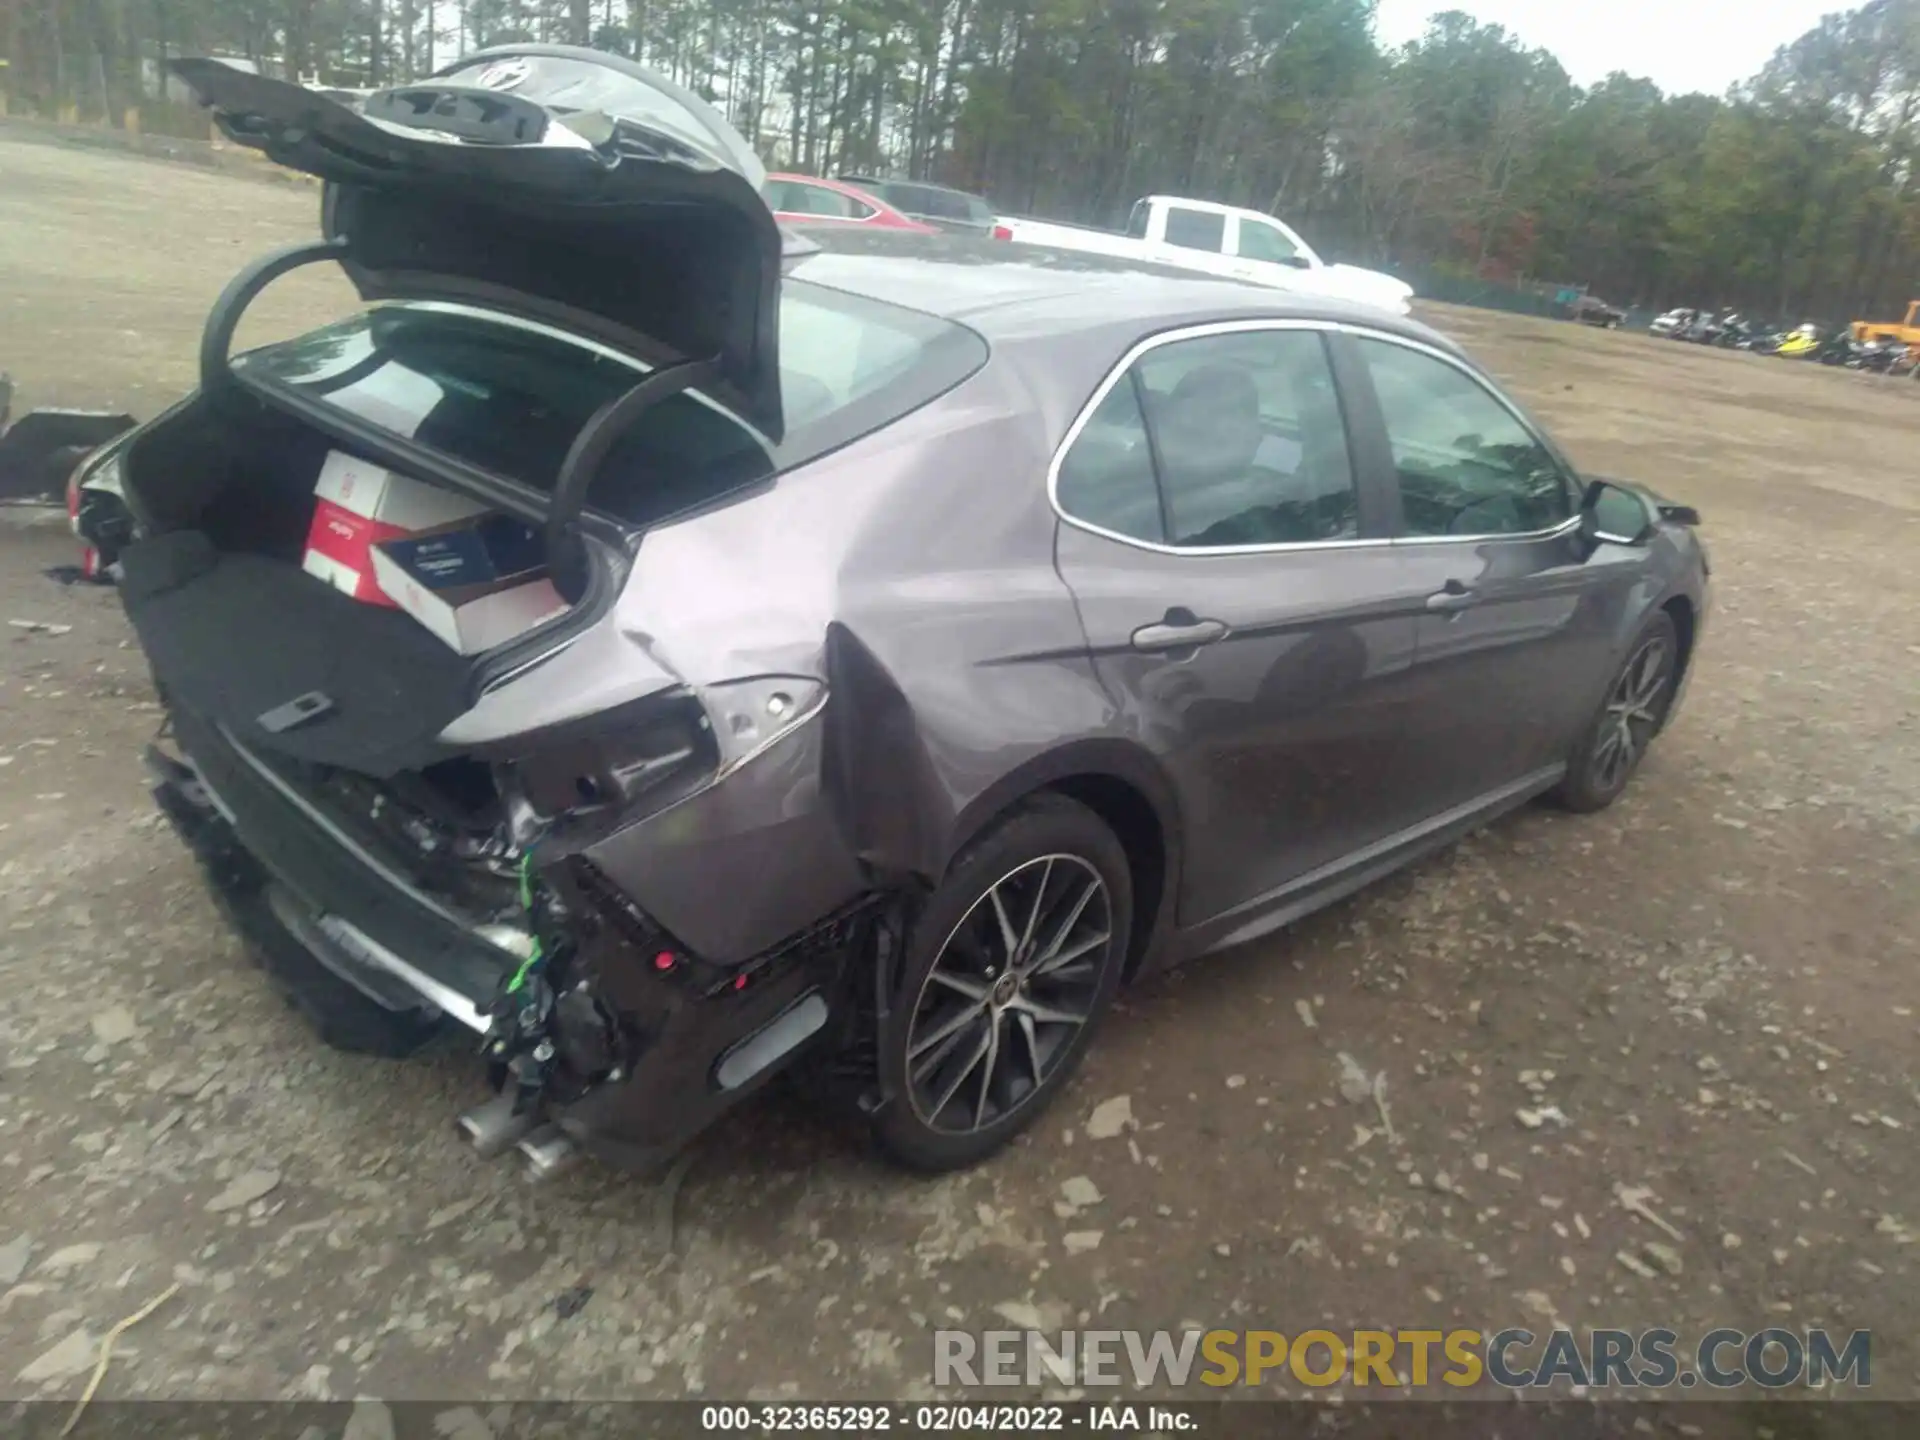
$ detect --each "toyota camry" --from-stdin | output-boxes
[78,47,1709,1177]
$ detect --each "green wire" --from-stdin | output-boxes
[505,851,544,994]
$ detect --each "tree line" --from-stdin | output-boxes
[3,0,1917,323]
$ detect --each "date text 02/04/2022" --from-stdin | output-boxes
[698,1403,1196,1432]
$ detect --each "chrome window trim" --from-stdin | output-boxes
[1048,317,1582,557]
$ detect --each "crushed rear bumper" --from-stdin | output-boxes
[149,708,864,1168]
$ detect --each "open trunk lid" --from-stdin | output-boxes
[126,48,787,776]
[171,46,785,439]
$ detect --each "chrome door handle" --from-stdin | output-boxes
[1425,581,1478,613]
[1131,618,1228,651]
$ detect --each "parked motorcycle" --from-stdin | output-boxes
[1848,337,1913,374]
[1715,314,1759,348]
[1814,331,1861,365]
[1774,325,1823,358]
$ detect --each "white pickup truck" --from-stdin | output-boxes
[991,195,1414,316]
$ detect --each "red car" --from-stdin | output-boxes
[763,173,937,232]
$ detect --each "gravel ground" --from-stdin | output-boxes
[1,136,1916,1411]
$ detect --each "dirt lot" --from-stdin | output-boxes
[1,135,1916,1413]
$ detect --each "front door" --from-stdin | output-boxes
[1227,213,1310,286]
[1052,322,1420,927]
[1340,330,1654,816]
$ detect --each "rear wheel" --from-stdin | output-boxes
[870,796,1131,1172]
[1553,611,1679,813]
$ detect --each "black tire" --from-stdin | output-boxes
[1553,610,1680,814]
[870,795,1132,1172]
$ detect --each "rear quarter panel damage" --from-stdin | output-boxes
[576,362,1134,966]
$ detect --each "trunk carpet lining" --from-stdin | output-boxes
[121,531,475,776]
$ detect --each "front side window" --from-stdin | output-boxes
[1162,207,1227,254]
[1236,219,1299,265]
[1125,201,1151,239]
[1355,338,1574,538]
[1055,327,1358,549]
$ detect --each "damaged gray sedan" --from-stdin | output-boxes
[80,48,1709,1176]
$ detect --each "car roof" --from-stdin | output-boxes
[769,172,864,194]
[786,227,1454,352]
[843,174,984,200]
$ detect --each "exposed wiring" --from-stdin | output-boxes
[504,850,545,994]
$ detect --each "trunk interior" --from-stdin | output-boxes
[124,390,546,955]
[119,390,568,781]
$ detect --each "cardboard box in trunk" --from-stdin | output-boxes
[302,451,489,606]
[370,514,566,655]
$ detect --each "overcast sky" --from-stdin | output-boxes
[1372,0,1846,97]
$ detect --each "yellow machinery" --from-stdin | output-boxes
[1851,299,1920,345]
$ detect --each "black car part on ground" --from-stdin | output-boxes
[0,374,136,504]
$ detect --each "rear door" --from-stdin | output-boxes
[1051,321,1421,928]
[1338,328,1653,817]
[766,178,875,221]
[1143,205,1242,284]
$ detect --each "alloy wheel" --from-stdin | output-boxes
[1590,632,1674,793]
[904,855,1114,1134]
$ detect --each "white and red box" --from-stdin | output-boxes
[301,451,488,606]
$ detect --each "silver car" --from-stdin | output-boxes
[83,48,1710,1176]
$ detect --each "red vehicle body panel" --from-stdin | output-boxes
[765,173,937,233]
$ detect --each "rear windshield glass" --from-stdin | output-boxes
[232,283,986,529]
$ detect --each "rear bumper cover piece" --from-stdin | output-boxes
[151,708,857,1167]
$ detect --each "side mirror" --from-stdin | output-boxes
[1280,255,1312,270]
[1579,480,1655,547]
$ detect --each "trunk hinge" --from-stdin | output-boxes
[199,239,352,396]
[544,356,719,602]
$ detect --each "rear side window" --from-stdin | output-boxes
[1056,379,1164,543]
[1056,327,1358,548]
[235,285,986,529]
[1136,330,1356,546]
[897,185,972,221]
[765,180,871,220]
[1163,208,1226,253]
